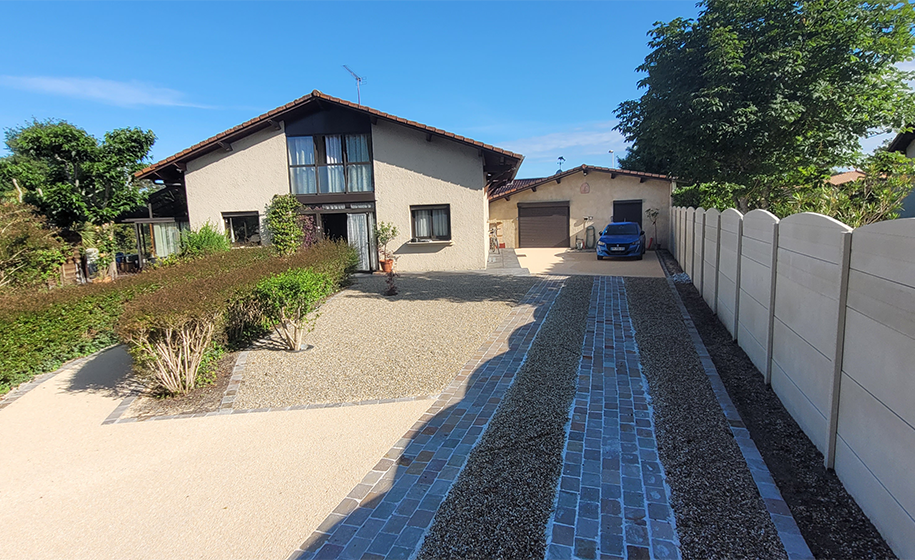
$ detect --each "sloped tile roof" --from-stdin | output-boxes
[488,164,672,201]
[137,90,523,180]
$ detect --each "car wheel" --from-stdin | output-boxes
[597,255,603,260]
[636,254,643,260]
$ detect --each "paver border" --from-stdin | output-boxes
[655,251,814,560]
[102,345,437,425]
[287,277,565,560]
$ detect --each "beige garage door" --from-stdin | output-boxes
[518,203,570,248]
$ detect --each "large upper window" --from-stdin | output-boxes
[411,205,451,241]
[287,134,373,194]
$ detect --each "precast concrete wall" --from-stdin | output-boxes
[770,213,852,455]
[668,207,915,558]
[834,219,915,559]
[716,209,742,339]
[702,208,721,312]
[692,208,705,288]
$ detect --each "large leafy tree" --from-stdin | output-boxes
[615,0,915,211]
[0,120,155,277]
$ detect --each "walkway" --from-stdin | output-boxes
[544,277,679,559]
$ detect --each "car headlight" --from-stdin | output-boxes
[597,242,605,246]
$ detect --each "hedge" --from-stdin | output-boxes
[0,242,356,396]
[118,240,357,394]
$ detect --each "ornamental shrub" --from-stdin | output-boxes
[0,247,268,395]
[117,239,356,394]
[254,268,334,351]
[179,221,231,258]
[0,202,68,290]
[265,194,304,255]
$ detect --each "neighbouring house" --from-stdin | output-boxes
[488,165,675,250]
[132,90,523,271]
[886,130,915,218]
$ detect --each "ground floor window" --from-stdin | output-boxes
[223,213,260,246]
[411,205,451,241]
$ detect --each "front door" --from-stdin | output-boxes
[346,212,376,271]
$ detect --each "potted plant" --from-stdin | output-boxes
[374,221,399,273]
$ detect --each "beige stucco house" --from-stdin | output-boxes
[488,165,675,250]
[134,90,522,272]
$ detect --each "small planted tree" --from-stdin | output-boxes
[645,208,660,249]
[254,268,334,351]
[265,194,304,255]
[374,221,398,263]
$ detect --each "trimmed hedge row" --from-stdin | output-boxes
[118,240,357,393]
[0,241,356,395]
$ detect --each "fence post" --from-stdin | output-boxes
[824,230,853,470]
[764,221,780,386]
[697,211,706,294]
[712,214,721,314]
[732,217,743,341]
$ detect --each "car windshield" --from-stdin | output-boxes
[603,223,639,236]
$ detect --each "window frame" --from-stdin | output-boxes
[222,212,261,246]
[287,133,374,195]
[410,204,452,241]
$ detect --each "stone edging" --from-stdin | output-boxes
[656,251,813,560]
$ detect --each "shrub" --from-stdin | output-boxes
[0,247,269,395]
[0,202,68,290]
[179,221,230,258]
[117,240,356,394]
[255,268,334,351]
[265,194,304,255]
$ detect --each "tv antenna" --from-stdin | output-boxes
[343,65,365,105]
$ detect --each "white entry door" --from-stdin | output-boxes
[347,212,377,271]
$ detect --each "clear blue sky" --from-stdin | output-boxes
[3,1,694,178]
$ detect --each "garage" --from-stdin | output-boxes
[518,202,570,248]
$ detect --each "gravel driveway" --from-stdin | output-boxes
[235,273,538,409]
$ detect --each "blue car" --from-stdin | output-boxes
[597,222,646,260]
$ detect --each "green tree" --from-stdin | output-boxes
[0,120,156,277]
[616,0,915,211]
[265,194,304,256]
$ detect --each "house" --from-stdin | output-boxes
[886,131,915,218]
[133,90,523,271]
[487,165,675,250]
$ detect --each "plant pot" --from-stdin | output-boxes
[381,259,394,273]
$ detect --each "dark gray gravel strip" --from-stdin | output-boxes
[417,275,594,560]
[657,250,896,560]
[624,276,787,559]
[654,257,811,560]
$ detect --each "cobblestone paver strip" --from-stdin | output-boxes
[288,277,564,560]
[658,255,813,560]
[546,276,680,560]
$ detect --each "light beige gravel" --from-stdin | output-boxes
[236,272,538,409]
[516,248,665,277]
[0,346,431,560]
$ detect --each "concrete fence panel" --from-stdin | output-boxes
[833,218,915,558]
[684,207,695,281]
[770,212,852,454]
[693,208,706,290]
[702,208,721,312]
[716,209,743,338]
[673,206,680,262]
[737,210,779,378]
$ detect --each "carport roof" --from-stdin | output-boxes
[488,164,672,201]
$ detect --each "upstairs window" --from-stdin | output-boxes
[411,205,451,241]
[287,134,373,194]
